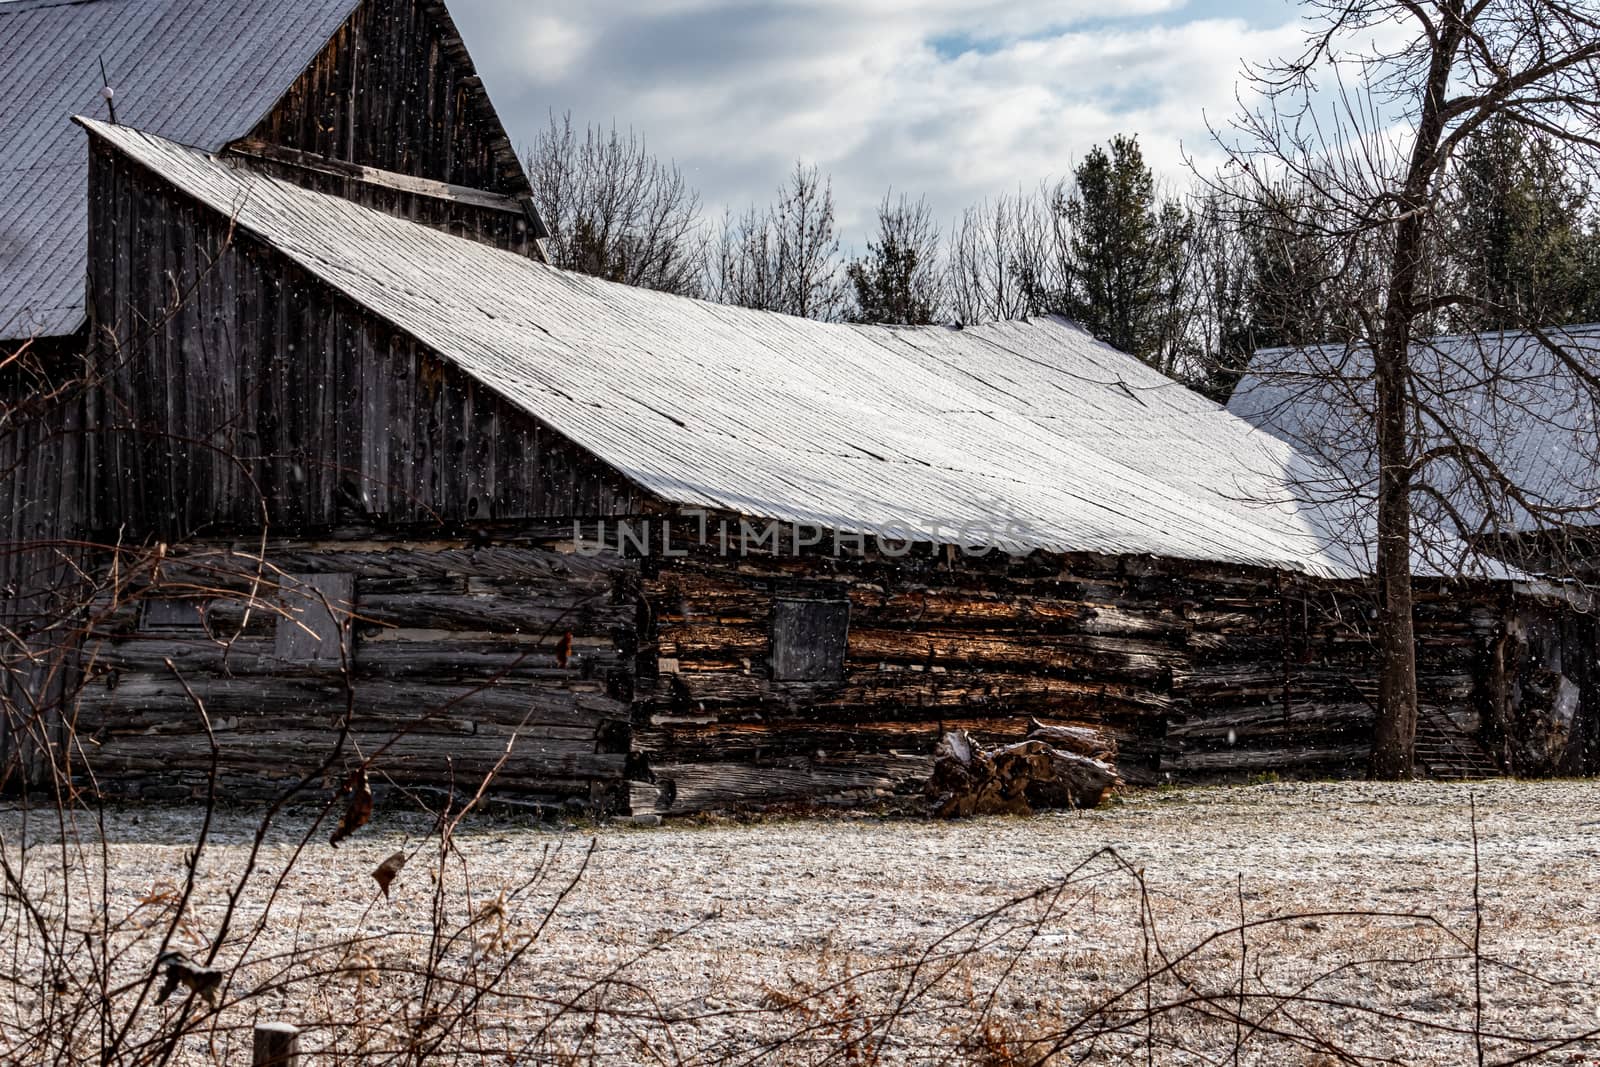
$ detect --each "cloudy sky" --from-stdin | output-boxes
[448,0,1308,248]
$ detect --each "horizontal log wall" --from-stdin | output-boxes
[52,521,1590,810]
[72,536,636,807]
[1166,573,1502,775]
[86,142,647,542]
[636,548,1180,813]
[633,545,1521,812]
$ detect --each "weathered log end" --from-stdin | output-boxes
[1027,717,1119,762]
[926,727,1122,818]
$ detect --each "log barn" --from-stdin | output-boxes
[2,0,1595,812]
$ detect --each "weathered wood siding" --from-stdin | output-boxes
[57,518,1593,810]
[74,535,636,806]
[1499,603,1600,775]
[1166,573,1506,775]
[634,549,1169,812]
[0,344,96,787]
[1,352,93,629]
[632,542,1534,812]
[86,142,645,542]
[228,139,543,258]
[248,0,528,196]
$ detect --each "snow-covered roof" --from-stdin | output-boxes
[79,119,1435,578]
[0,0,363,341]
[1230,327,1600,540]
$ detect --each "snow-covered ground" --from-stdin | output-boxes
[8,779,1600,1064]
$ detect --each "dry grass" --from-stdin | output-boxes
[6,778,1600,1063]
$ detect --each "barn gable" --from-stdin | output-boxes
[241,0,532,197]
[83,133,644,540]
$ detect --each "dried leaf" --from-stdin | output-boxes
[330,769,373,848]
[555,631,573,669]
[373,850,407,898]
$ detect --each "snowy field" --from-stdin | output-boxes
[8,779,1600,1064]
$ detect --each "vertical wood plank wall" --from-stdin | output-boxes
[0,347,95,786]
[86,143,644,544]
[247,0,527,196]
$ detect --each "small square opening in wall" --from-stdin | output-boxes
[140,598,208,631]
[770,598,850,683]
[275,573,355,666]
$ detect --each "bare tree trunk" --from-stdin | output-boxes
[1215,0,1600,776]
[1370,338,1420,778]
[1368,18,1461,780]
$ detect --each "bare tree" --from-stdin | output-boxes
[523,113,705,296]
[705,162,847,320]
[947,186,1066,325]
[1218,0,1600,777]
[706,204,777,313]
[774,163,847,320]
[1184,189,1257,401]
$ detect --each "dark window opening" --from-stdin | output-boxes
[770,598,850,682]
[140,598,208,631]
[275,573,355,666]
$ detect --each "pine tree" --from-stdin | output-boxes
[1064,135,1190,372]
[1447,117,1597,329]
[1243,185,1336,351]
[847,194,943,325]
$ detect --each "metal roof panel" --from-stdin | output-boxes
[0,0,362,339]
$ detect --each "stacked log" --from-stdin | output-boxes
[635,548,1183,813]
[926,724,1122,818]
[76,538,635,808]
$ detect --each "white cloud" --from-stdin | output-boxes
[451,0,1307,246]
[500,13,594,82]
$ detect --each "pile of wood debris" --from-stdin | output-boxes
[927,721,1123,817]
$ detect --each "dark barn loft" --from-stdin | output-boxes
[2,0,1596,815]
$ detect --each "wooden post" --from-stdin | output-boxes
[252,1022,299,1067]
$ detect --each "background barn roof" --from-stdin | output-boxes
[0,0,363,341]
[81,119,1440,579]
[1229,328,1600,539]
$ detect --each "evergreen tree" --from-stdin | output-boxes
[1243,185,1337,351]
[1064,135,1190,372]
[847,194,943,325]
[1447,117,1597,329]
